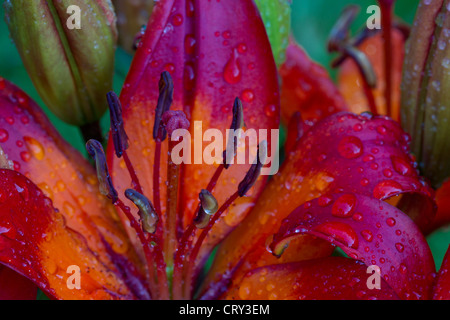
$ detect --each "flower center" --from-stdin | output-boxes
[87,72,266,300]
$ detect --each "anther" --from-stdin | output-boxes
[223,97,245,169]
[124,189,159,234]
[153,71,174,141]
[193,190,219,229]
[237,140,267,197]
[327,5,360,52]
[107,91,129,158]
[86,139,118,202]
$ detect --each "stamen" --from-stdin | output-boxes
[238,140,268,197]
[86,139,118,202]
[223,97,244,169]
[114,197,168,300]
[328,6,378,115]
[183,140,267,298]
[107,91,129,158]
[193,190,219,229]
[327,5,360,52]
[125,189,159,234]
[107,91,143,193]
[162,110,190,271]
[153,71,174,141]
[152,72,174,217]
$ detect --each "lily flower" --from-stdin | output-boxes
[0,0,449,301]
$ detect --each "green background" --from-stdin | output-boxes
[1,0,449,293]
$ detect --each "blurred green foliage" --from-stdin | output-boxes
[0,0,449,292]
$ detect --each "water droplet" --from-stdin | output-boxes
[373,180,403,199]
[241,89,254,102]
[386,217,396,227]
[331,194,357,218]
[224,49,241,84]
[23,136,45,160]
[237,43,247,53]
[338,136,364,159]
[315,221,359,249]
[20,151,31,162]
[264,104,277,117]
[184,34,196,55]
[361,229,373,242]
[184,63,195,90]
[391,156,413,176]
[0,129,9,142]
[395,243,405,253]
[318,195,333,207]
[172,13,183,26]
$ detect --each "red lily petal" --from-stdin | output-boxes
[280,42,347,124]
[226,257,398,300]
[108,0,279,262]
[428,178,450,233]
[270,193,436,300]
[203,112,435,298]
[0,78,143,276]
[433,245,450,300]
[0,265,37,300]
[338,30,404,121]
[0,169,134,300]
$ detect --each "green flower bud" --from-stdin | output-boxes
[401,0,450,187]
[5,0,117,126]
[254,0,291,66]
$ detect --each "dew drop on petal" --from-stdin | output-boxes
[315,221,359,249]
[331,194,357,218]
[337,136,364,159]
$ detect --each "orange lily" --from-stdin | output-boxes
[0,0,449,301]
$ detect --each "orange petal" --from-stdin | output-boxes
[108,0,279,265]
[0,169,134,300]
[280,42,347,124]
[225,257,398,300]
[337,29,404,121]
[202,112,435,299]
[0,78,143,276]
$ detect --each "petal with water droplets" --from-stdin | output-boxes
[0,169,134,300]
[108,0,279,267]
[280,41,347,124]
[226,257,398,300]
[270,193,436,300]
[0,78,143,278]
[338,30,405,121]
[203,112,435,298]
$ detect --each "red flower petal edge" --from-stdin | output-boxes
[0,169,135,300]
[0,264,37,300]
[227,257,399,300]
[269,193,436,300]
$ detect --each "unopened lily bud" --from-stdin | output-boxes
[400,0,450,187]
[5,0,117,126]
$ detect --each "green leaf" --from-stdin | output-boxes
[254,0,291,66]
